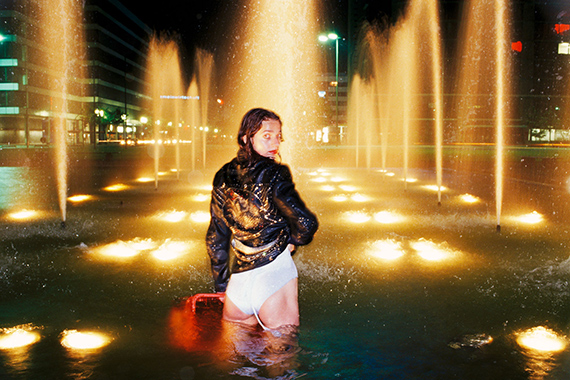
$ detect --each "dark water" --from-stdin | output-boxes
[2,158,570,379]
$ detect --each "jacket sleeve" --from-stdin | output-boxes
[205,187,232,292]
[273,165,319,246]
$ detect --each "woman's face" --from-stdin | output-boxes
[251,119,281,159]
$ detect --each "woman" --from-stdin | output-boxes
[206,108,318,330]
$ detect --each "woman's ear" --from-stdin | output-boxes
[242,135,248,145]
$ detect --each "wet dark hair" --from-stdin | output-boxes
[237,108,282,163]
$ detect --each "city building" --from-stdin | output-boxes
[0,0,151,147]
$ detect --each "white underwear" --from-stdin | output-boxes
[226,248,297,318]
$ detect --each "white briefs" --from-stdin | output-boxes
[225,247,298,316]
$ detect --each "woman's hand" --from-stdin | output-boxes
[287,244,296,254]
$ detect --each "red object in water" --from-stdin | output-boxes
[555,24,570,34]
[511,41,522,52]
[185,293,224,313]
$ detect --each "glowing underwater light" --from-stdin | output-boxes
[312,177,327,183]
[351,193,369,202]
[385,172,395,177]
[151,240,192,261]
[403,177,417,183]
[344,211,371,224]
[374,211,405,224]
[60,330,111,350]
[191,194,210,202]
[104,184,129,192]
[330,176,345,183]
[369,240,405,260]
[8,210,39,221]
[67,194,92,203]
[190,211,210,223]
[321,185,335,192]
[423,185,447,192]
[136,177,154,183]
[331,195,348,202]
[516,326,566,353]
[94,239,156,258]
[513,211,544,224]
[460,193,480,203]
[157,210,187,223]
[338,184,357,192]
[411,239,453,261]
[0,327,41,349]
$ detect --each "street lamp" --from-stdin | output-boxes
[319,32,340,129]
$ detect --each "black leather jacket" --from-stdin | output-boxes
[206,155,318,292]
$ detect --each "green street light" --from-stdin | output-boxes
[318,33,340,129]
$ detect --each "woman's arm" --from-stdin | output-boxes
[273,166,319,246]
[206,188,232,292]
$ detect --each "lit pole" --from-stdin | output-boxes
[319,33,339,129]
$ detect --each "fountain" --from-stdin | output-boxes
[35,0,86,224]
[3,0,570,379]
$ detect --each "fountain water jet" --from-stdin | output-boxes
[223,0,320,167]
[36,0,85,222]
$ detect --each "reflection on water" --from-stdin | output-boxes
[168,297,302,379]
[4,165,570,378]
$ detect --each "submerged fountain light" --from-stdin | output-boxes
[8,210,40,221]
[321,185,335,192]
[104,184,129,192]
[516,326,566,353]
[344,211,371,224]
[460,193,480,203]
[369,239,405,260]
[338,184,357,192]
[312,176,327,183]
[190,211,210,223]
[411,239,454,261]
[331,195,348,202]
[60,330,111,350]
[93,238,156,258]
[137,177,154,183]
[351,193,370,202]
[156,210,187,223]
[374,211,405,224]
[191,193,210,202]
[0,326,41,349]
[151,240,192,261]
[67,194,92,203]
[512,211,544,225]
[423,185,447,192]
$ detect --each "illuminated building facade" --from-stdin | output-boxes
[0,0,151,146]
